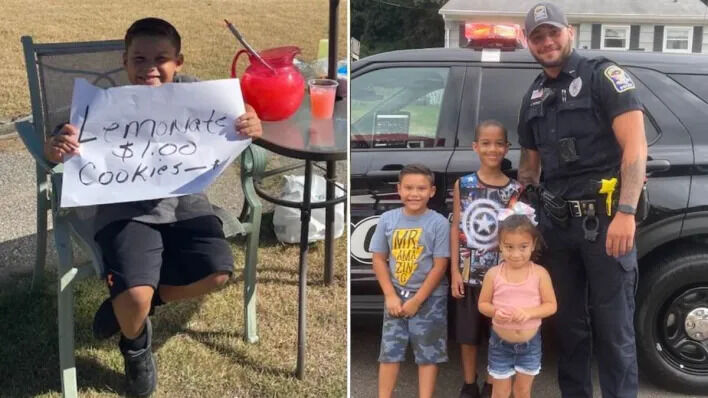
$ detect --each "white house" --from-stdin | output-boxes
[439,0,708,53]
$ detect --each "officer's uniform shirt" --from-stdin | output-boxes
[517,50,643,198]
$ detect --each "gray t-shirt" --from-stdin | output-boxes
[369,208,451,297]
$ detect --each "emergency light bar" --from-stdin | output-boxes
[464,23,525,50]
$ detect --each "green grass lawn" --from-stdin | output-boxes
[0,0,348,121]
[0,228,347,397]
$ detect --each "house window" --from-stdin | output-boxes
[601,25,630,50]
[572,24,580,48]
[663,26,692,53]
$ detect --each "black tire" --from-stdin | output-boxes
[636,248,708,394]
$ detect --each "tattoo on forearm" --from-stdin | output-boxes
[518,148,540,185]
[619,156,646,206]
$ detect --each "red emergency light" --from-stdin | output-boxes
[464,23,525,50]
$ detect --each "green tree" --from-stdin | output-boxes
[352,0,445,58]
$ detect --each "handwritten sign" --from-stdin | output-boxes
[61,78,251,208]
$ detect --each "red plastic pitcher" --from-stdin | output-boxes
[231,46,305,121]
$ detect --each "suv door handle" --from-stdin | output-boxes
[366,170,401,178]
[646,159,670,173]
[366,164,404,178]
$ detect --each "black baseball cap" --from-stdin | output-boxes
[524,2,568,35]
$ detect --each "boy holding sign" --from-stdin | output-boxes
[44,18,262,397]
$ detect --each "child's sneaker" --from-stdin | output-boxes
[459,382,480,398]
[119,318,156,397]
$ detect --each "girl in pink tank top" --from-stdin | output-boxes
[477,204,558,398]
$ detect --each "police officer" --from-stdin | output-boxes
[517,3,647,398]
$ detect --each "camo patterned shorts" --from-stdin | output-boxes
[378,292,448,364]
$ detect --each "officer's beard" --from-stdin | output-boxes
[531,39,573,68]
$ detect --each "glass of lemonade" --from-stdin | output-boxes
[308,79,339,119]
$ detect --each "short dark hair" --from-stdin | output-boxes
[474,119,508,143]
[125,18,181,54]
[398,163,435,185]
[498,214,544,260]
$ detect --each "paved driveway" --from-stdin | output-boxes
[351,314,706,398]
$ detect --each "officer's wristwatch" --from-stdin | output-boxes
[617,204,636,215]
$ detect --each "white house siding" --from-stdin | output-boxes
[445,20,460,48]
[578,23,592,49]
[444,18,705,54]
[639,24,654,52]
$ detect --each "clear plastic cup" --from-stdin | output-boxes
[308,79,339,119]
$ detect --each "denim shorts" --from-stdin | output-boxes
[378,293,448,364]
[487,329,542,379]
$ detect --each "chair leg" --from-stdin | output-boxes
[238,195,251,224]
[55,219,78,398]
[32,168,49,291]
[241,146,264,344]
[243,207,261,344]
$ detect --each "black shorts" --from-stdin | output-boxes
[95,215,234,298]
[454,284,490,345]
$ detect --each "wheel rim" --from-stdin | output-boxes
[658,286,708,375]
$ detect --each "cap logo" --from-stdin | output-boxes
[534,5,548,22]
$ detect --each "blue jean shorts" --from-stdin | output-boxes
[487,329,542,379]
[378,292,448,365]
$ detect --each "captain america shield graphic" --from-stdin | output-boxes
[461,198,501,251]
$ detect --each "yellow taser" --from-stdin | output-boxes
[599,178,618,216]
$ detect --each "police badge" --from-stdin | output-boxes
[569,77,582,97]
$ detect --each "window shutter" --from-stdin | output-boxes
[693,26,704,53]
[591,24,601,49]
[654,25,664,52]
[630,25,640,50]
[459,23,468,48]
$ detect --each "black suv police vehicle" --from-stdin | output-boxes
[350,47,708,393]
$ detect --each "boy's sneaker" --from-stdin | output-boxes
[93,298,156,340]
[120,318,157,397]
[480,382,493,398]
[459,382,480,398]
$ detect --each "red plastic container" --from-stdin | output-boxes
[231,46,305,121]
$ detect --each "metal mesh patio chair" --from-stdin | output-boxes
[16,36,265,397]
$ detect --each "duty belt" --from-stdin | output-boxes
[567,199,599,218]
[534,185,603,241]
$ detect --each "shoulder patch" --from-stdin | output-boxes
[603,65,635,93]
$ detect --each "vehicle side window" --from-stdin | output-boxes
[669,74,708,105]
[351,67,450,149]
[629,73,661,145]
[470,68,659,147]
[642,112,660,145]
[461,68,540,148]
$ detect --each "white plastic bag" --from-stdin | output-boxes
[273,174,345,243]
